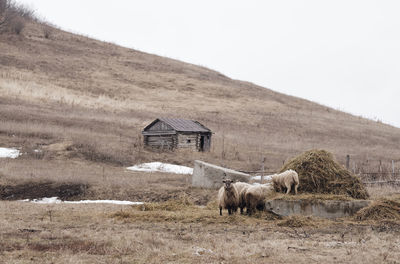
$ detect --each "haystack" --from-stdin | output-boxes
[280,150,369,199]
[354,199,400,221]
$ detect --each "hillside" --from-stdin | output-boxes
[1,20,400,172]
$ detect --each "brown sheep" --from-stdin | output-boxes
[271,169,299,194]
[244,183,275,215]
[234,182,252,214]
[218,179,239,216]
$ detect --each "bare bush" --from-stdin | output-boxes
[42,24,52,39]
[10,16,23,34]
[0,0,34,34]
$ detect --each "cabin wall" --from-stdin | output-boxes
[144,134,177,149]
[177,133,199,150]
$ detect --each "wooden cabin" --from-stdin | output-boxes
[142,118,212,151]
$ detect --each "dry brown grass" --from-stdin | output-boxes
[0,199,399,264]
[366,185,400,200]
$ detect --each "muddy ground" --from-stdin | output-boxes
[0,180,215,205]
[0,182,88,200]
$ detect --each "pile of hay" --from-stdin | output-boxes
[354,199,400,221]
[280,149,369,199]
[277,215,316,227]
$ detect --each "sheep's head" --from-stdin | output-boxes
[222,179,234,190]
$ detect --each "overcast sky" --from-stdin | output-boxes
[17,0,400,127]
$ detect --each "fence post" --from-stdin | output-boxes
[392,160,395,174]
[346,155,350,169]
[261,156,265,184]
[392,160,395,179]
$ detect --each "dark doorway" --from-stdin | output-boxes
[200,136,205,151]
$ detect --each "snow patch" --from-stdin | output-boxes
[127,162,193,175]
[65,200,143,205]
[20,197,143,205]
[193,246,214,256]
[0,147,20,158]
[251,175,272,181]
[251,182,272,186]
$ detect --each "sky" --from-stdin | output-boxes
[17,0,400,127]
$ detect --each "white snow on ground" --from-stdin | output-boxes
[20,197,143,205]
[127,162,193,175]
[0,147,20,158]
[251,175,273,181]
[251,182,272,186]
[65,200,143,205]
[193,246,214,256]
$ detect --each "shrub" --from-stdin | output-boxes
[42,23,52,39]
[0,0,34,34]
[10,16,24,34]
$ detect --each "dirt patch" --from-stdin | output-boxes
[355,199,400,221]
[280,149,369,199]
[0,181,88,200]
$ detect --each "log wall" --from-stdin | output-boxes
[144,135,177,149]
[177,133,198,150]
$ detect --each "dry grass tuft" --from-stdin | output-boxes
[136,195,194,211]
[205,198,219,210]
[281,149,369,199]
[355,198,400,221]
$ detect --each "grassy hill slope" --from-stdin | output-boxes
[1,21,399,172]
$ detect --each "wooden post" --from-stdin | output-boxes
[392,160,395,174]
[261,156,265,184]
[221,134,225,160]
[379,160,382,173]
[346,155,350,169]
[392,160,395,179]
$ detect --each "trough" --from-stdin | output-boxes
[192,160,250,189]
[265,198,371,219]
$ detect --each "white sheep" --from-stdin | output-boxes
[234,182,252,214]
[271,169,299,194]
[218,179,239,216]
[244,183,275,215]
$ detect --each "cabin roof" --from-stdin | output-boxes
[143,117,211,133]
